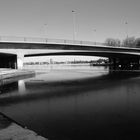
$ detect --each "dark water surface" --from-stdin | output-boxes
[1,65,140,140]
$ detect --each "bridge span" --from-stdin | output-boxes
[0,36,140,69]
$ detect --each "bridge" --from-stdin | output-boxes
[0,36,140,70]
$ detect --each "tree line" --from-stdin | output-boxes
[105,37,140,48]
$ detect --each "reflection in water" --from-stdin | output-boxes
[0,82,18,95]
[18,80,26,94]
[0,66,140,139]
[0,74,35,99]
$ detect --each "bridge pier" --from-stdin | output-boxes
[109,57,140,70]
[17,54,24,69]
[109,58,118,70]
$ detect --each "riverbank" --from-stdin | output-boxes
[0,113,48,140]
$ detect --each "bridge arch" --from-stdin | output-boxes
[24,51,140,70]
[24,50,140,58]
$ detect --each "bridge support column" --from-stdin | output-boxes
[109,57,140,70]
[17,54,24,69]
[109,58,118,70]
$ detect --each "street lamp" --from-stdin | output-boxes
[44,23,47,38]
[72,10,76,41]
[93,29,96,44]
[125,21,128,38]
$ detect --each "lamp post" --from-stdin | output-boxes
[125,21,128,38]
[44,23,47,38]
[93,29,96,44]
[72,10,76,41]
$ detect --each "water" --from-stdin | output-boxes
[1,65,140,139]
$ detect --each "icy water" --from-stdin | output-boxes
[1,65,140,140]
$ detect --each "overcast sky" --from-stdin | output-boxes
[0,0,140,43]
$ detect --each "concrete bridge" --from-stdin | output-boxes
[0,36,140,70]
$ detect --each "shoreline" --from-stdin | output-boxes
[0,112,48,140]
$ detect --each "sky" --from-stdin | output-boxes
[0,0,140,61]
[0,0,140,42]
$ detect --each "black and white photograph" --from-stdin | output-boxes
[0,0,140,139]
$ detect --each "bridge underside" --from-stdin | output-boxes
[24,51,140,58]
[0,50,140,70]
[25,51,140,70]
[0,53,17,69]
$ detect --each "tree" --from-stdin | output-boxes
[135,38,140,47]
[105,38,121,47]
[122,37,136,47]
[115,39,121,47]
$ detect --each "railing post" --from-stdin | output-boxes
[46,38,48,43]
[24,37,26,42]
[64,40,66,44]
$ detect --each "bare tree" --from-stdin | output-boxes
[115,39,121,47]
[135,38,140,47]
[105,38,121,47]
[122,37,136,47]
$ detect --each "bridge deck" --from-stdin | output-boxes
[0,36,103,46]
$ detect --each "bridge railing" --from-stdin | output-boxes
[0,36,105,46]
